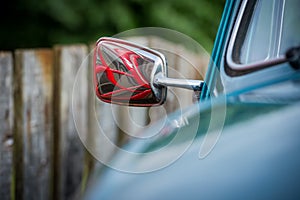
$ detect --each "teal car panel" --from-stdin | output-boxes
[85,100,300,199]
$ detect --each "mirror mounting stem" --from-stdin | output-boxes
[154,72,204,92]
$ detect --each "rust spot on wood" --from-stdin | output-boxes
[36,50,53,75]
[35,50,53,100]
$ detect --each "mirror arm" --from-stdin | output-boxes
[154,72,204,92]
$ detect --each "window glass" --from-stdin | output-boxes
[280,0,300,54]
[239,0,300,65]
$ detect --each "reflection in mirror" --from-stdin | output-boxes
[94,37,167,106]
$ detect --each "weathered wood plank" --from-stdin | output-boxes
[53,44,88,200]
[85,92,118,168]
[77,44,97,195]
[0,52,14,200]
[14,49,54,200]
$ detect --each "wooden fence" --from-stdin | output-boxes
[0,37,208,200]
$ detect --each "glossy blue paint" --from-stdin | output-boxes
[85,102,300,200]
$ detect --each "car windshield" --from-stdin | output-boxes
[235,0,300,66]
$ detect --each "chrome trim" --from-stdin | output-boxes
[226,0,288,71]
[154,72,204,91]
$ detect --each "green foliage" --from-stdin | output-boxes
[1,0,225,51]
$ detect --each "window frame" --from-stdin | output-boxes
[225,0,286,76]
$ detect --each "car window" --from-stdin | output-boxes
[230,0,300,68]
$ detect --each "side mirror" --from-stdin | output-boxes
[94,37,204,107]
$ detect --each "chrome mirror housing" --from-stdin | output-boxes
[94,37,204,107]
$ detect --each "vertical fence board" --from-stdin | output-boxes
[0,52,14,200]
[80,45,96,194]
[14,49,53,200]
[53,45,88,200]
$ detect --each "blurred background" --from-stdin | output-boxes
[1,0,225,51]
[0,1,225,200]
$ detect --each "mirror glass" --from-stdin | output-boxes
[94,37,167,106]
